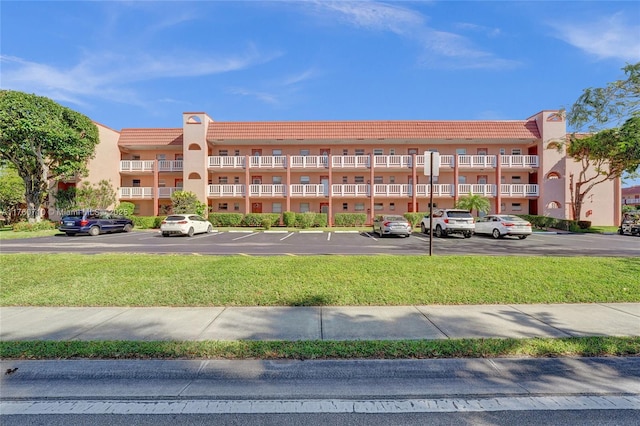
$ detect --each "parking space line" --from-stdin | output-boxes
[364,232,378,241]
[280,233,294,241]
[232,233,258,241]
[327,232,331,241]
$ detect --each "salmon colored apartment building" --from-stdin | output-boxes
[74,110,622,226]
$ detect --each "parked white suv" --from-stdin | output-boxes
[420,209,475,238]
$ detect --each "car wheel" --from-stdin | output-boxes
[491,228,501,239]
[207,224,213,233]
[123,224,133,232]
[88,226,100,236]
[464,232,472,238]
[65,232,76,237]
[435,225,444,238]
[162,232,169,237]
[420,223,427,234]
[187,227,195,237]
[518,235,528,240]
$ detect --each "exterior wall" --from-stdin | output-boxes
[182,113,211,204]
[622,185,640,207]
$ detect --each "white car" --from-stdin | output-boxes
[420,209,474,238]
[474,214,532,239]
[161,214,213,237]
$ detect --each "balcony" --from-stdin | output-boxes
[331,156,370,169]
[158,187,181,198]
[372,155,412,169]
[119,187,153,199]
[120,160,154,173]
[208,156,245,169]
[623,197,640,206]
[290,184,327,197]
[208,184,245,197]
[290,156,328,169]
[501,155,538,168]
[249,184,286,197]
[331,184,370,197]
[458,184,496,196]
[372,184,411,197]
[158,160,183,172]
[500,184,539,197]
[249,156,287,169]
[415,184,454,197]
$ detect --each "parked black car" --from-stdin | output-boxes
[59,210,134,236]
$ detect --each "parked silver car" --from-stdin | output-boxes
[372,215,412,238]
[474,215,532,239]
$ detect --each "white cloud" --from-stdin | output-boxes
[549,13,640,62]
[306,1,519,70]
[227,87,280,105]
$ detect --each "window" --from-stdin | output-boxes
[456,148,467,155]
[342,176,348,184]
[477,175,488,185]
[234,176,240,184]
[389,149,395,155]
[355,176,365,184]
[218,203,228,211]
[389,202,395,211]
[458,176,466,184]
[272,149,282,156]
[512,176,522,183]
[501,202,506,211]
[234,150,240,156]
[547,172,561,180]
[373,148,383,156]
[158,180,166,188]
[355,202,365,212]
[219,150,228,156]
[343,149,348,155]
[300,149,310,156]
[374,203,384,211]
[512,203,522,211]
[132,155,141,160]
[300,203,310,213]
[132,179,141,187]
[355,149,365,156]
[233,203,240,211]
[546,201,561,209]
[218,176,228,184]
[389,176,395,184]
[374,176,383,184]
[342,203,348,211]
[252,176,262,184]
[156,154,166,160]
[499,148,506,155]
[272,176,282,184]
[133,203,140,214]
[511,148,522,155]
[300,176,310,184]
[272,202,282,213]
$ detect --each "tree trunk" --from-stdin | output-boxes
[23,175,44,223]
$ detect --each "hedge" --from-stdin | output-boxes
[132,216,163,229]
[334,213,367,227]
[208,213,244,227]
[241,213,281,227]
[519,214,589,231]
[12,221,58,232]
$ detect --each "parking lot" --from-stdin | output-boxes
[1,229,638,256]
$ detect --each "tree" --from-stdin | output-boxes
[564,63,640,220]
[0,164,25,224]
[171,190,206,216]
[75,180,117,210]
[455,193,491,217]
[0,91,99,222]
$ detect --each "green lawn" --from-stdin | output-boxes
[2,254,638,306]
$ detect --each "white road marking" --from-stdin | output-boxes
[2,395,638,415]
[279,233,295,241]
[327,232,331,241]
[232,233,259,241]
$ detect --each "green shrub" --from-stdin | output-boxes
[132,216,162,229]
[334,213,367,227]
[577,220,592,229]
[242,213,280,227]
[261,217,272,230]
[295,212,317,229]
[208,213,243,227]
[115,202,135,217]
[283,211,296,227]
[313,213,328,228]
[12,221,58,232]
[404,212,426,227]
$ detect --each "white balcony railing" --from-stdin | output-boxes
[373,184,411,196]
[458,184,496,196]
[208,184,245,197]
[415,184,454,197]
[623,197,640,205]
[249,184,286,197]
[120,160,154,172]
[119,187,153,199]
[208,156,245,168]
[332,156,370,169]
[500,184,539,197]
[458,155,496,168]
[157,160,183,172]
[501,155,539,168]
[290,156,328,168]
[416,155,455,169]
[331,184,370,197]
[158,187,181,198]
[249,156,287,168]
[373,155,412,168]
[289,184,327,197]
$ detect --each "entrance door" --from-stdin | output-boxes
[321,176,329,196]
[252,149,262,156]
[252,203,262,213]
[320,203,329,214]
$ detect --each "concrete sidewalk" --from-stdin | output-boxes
[1,303,638,341]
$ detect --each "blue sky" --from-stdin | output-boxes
[2,1,639,185]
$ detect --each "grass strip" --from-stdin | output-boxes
[2,254,639,306]
[1,337,638,360]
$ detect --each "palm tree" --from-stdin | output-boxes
[455,193,491,217]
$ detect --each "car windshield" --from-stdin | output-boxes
[165,215,186,221]
[447,211,472,218]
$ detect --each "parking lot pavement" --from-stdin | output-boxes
[0,230,639,256]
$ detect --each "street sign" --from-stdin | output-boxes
[423,151,440,177]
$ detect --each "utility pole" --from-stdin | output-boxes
[424,151,440,256]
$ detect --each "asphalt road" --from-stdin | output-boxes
[1,229,639,256]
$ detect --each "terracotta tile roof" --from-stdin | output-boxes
[206,120,541,140]
[622,185,640,195]
[118,128,183,146]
